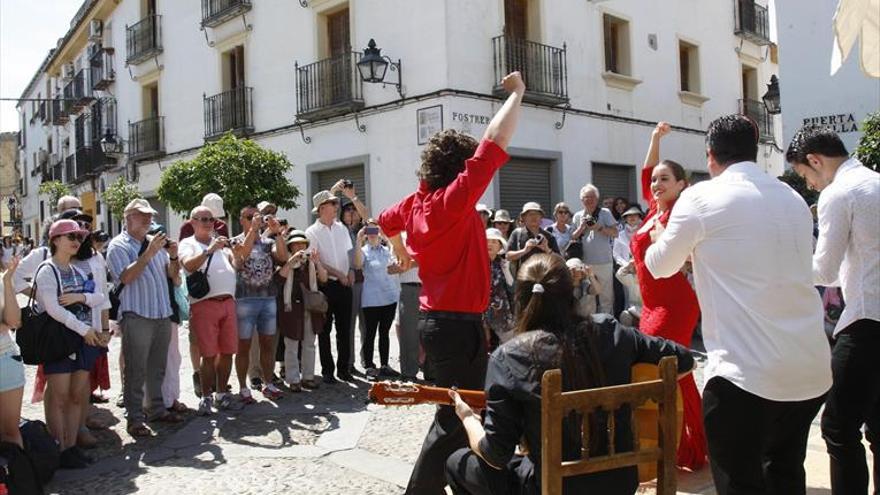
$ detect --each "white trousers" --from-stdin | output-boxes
[161,323,181,408]
[284,316,317,384]
[592,262,615,315]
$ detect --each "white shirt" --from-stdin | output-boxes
[613,224,638,266]
[305,220,352,280]
[646,162,832,401]
[13,246,50,293]
[813,157,880,335]
[0,277,15,354]
[178,236,237,302]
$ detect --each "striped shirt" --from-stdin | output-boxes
[107,231,172,320]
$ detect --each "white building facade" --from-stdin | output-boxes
[16,0,782,238]
[775,0,880,154]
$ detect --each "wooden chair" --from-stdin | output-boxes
[540,356,679,495]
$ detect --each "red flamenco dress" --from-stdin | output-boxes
[630,166,707,470]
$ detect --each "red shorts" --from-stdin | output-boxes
[191,296,238,358]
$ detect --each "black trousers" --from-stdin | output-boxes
[318,281,352,378]
[405,314,488,495]
[446,448,537,495]
[361,303,397,368]
[703,376,825,495]
[821,319,880,495]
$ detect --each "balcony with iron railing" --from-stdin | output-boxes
[734,0,771,45]
[295,51,364,121]
[739,99,775,143]
[204,86,254,140]
[51,161,63,182]
[201,0,252,28]
[51,96,70,125]
[63,72,89,113]
[90,47,115,90]
[71,146,106,183]
[64,154,76,183]
[129,116,165,161]
[492,35,569,106]
[127,15,163,65]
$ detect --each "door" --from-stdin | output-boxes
[326,8,351,105]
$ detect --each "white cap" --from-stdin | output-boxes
[201,193,225,218]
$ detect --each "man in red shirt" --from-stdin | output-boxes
[378,71,525,494]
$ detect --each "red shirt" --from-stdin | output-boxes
[378,139,509,313]
[178,219,229,240]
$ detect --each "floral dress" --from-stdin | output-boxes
[484,258,515,347]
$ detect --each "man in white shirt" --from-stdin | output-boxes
[305,190,355,384]
[179,206,240,415]
[786,125,880,495]
[646,114,832,494]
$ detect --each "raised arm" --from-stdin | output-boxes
[642,122,671,204]
[482,72,526,151]
[2,256,21,329]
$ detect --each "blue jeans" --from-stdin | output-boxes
[236,297,277,339]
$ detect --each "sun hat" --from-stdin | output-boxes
[476,203,493,215]
[286,229,309,246]
[485,228,509,252]
[123,198,158,216]
[257,201,277,214]
[519,202,544,217]
[622,206,644,218]
[312,190,340,213]
[59,208,93,224]
[201,193,225,218]
[492,209,514,224]
[48,219,90,240]
[565,257,585,270]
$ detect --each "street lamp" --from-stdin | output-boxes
[100,128,125,156]
[762,75,781,115]
[356,39,404,99]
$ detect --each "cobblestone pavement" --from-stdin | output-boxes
[17,322,863,494]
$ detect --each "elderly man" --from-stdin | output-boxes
[179,206,239,414]
[107,199,184,437]
[229,206,287,402]
[572,184,618,314]
[505,202,559,275]
[305,191,355,384]
[178,193,229,240]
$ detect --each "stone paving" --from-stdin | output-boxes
[16,323,867,494]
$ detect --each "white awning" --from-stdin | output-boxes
[830,0,880,78]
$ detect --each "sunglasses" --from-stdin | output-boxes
[76,220,91,229]
[194,216,215,223]
[557,211,571,215]
[65,233,84,242]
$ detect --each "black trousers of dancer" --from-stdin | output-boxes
[361,303,397,368]
[318,280,352,379]
[405,313,488,495]
[821,319,880,494]
[703,376,825,495]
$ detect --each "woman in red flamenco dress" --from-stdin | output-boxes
[628,122,707,470]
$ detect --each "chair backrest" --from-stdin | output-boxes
[540,356,678,495]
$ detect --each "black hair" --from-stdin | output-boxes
[785,125,849,166]
[705,114,759,165]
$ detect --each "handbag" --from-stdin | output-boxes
[186,252,214,299]
[301,259,328,315]
[16,263,85,365]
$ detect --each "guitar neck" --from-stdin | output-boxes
[416,385,487,409]
[369,382,487,409]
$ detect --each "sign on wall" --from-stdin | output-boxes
[417,105,444,145]
[801,113,859,133]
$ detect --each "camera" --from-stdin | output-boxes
[342,179,353,189]
[583,215,597,227]
[148,225,171,247]
[365,226,380,236]
[535,234,544,243]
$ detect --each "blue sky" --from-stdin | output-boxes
[0,0,81,132]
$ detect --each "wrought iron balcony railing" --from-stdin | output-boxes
[739,99,775,143]
[492,34,569,106]
[64,154,76,183]
[204,86,254,139]
[734,0,771,45]
[90,47,115,90]
[51,96,70,125]
[295,51,364,121]
[129,116,165,161]
[126,15,163,65]
[201,0,252,28]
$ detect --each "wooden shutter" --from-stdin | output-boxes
[592,163,636,203]
[327,9,350,56]
[504,0,528,39]
[499,159,552,217]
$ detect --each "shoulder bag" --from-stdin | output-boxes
[186,252,214,299]
[16,263,85,365]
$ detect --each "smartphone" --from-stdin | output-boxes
[365,226,380,235]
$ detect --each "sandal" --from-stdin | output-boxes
[127,422,152,438]
[150,411,185,424]
[167,401,189,413]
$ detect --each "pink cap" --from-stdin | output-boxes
[48,219,90,240]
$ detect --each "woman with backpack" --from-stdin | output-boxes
[0,255,23,448]
[33,220,109,468]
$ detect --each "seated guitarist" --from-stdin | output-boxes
[445,254,695,495]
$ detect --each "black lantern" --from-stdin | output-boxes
[356,39,404,98]
[100,128,123,155]
[762,75,781,115]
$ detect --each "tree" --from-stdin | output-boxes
[104,177,143,218]
[157,134,300,219]
[38,181,72,207]
[855,112,879,172]
[778,169,819,206]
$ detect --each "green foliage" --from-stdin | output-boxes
[37,181,72,206]
[104,177,143,218]
[778,169,819,205]
[855,112,879,172]
[158,134,300,218]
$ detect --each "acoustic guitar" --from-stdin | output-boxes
[368,364,683,483]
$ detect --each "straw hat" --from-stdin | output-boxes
[492,209,514,224]
[519,202,544,217]
[312,190,340,213]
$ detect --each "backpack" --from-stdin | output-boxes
[19,421,58,487]
[0,441,42,495]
